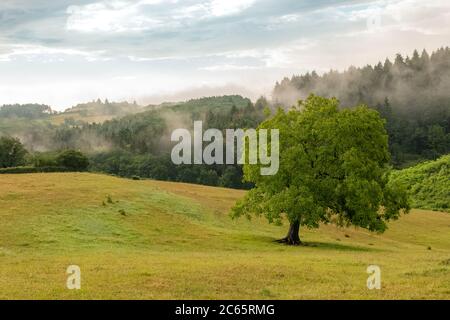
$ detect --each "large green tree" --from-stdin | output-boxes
[232,95,410,245]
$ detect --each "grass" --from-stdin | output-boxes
[391,154,450,212]
[0,173,449,299]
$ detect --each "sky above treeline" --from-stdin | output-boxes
[0,0,449,110]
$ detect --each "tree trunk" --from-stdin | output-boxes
[276,220,301,245]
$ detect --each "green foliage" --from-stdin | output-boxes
[0,104,53,119]
[232,95,410,237]
[63,99,143,117]
[89,150,251,189]
[390,154,450,212]
[30,151,59,167]
[0,136,28,168]
[56,150,89,171]
[0,86,446,198]
[169,95,251,114]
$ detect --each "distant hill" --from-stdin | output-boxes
[0,104,54,119]
[0,95,261,157]
[51,99,146,124]
[0,96,252,127]
[165,95,251,112]
[390,154,450,212]
[53,95,251,124]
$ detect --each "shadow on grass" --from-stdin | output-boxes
[268,239,380,252]
[230,234,381,252]
[303,241,380,252]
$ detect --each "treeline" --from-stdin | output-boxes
[88,96,266,188]
[0,104,54,119]
[90,151,251,188]
[273,47,450,166]
[64,99,143,117]
[49,95,259,153]
[0,135,89,173]
[0,95,267,188]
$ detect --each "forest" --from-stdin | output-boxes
[273,48,450,167]
[0,48,449,189]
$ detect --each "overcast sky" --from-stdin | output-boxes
[0,0,449,110]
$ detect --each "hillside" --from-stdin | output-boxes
[273,48,450,166]
[51,100,146,125]
[0,95,264,189]
[0,173,449,299]
[164,95,251,113]
[390,155,450,212]
[0,95,256,150]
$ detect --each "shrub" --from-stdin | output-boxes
[0,136,28,168]
[30,152,59,167]
[56,150,89,171]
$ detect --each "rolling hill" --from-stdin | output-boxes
[391,155,450,212]
[0,173,449,299]
[50,100,147,125]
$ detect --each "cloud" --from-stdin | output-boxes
[0,0,450,109]
[139,83,260,105]
[0,44,108,62]
[215,39,318,69]
[200,64,260,71]
[339,0,450,35]
[65,0,257,34]
[66,0,170,33]
[209,0,256,17]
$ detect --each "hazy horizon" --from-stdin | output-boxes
[1,0,450,110]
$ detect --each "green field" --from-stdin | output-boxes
[0,173,449,299]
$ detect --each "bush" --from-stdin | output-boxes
[0,136,28,168]
[56,150,89,171]
[30,152,59,167]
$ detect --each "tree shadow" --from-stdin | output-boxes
[274,240,380,252]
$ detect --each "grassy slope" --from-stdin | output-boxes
[0,173,449,299]
[391,155,450,212]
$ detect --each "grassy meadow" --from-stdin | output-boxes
[0,173,449,299]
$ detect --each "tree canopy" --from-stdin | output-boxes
[56,150,89,171]
[232,95,410,244]
[0,136,28,168]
